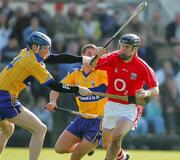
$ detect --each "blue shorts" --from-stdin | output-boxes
[0,90,22,120]
[66,116,102,144]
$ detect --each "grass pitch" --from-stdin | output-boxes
[1,148,180,160]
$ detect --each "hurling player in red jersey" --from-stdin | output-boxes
[91,34,159,160]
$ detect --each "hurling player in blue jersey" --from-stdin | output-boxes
[0,31,92,160]
[46,44,108,160]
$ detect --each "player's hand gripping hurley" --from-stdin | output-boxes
[91,91,149,106]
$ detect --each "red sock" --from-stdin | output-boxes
[116,148,125,160]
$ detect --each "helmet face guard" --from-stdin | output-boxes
[119,34,140,60]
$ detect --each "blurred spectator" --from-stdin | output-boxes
[138,34,158,70]
[51,2,66,35]
[146,10,167,46]
[145,96,166,134]
[171,45,180,75]
[46,34,63,81]
[166,12,180,45]
[123,3,145,35]
[0,12,12,54]
[1,35,20,63]
[156,60,175,86]
[8,6,24,29]
[78,8,101,42]
[0,0,13,20]
[52,32,65,53]
[22,15,47,43]
[96,3,119,38]
[125,15,145,35]
[63,2,80,41]
[176,71,180,95]
[30,97,53,147]
[12,0,48,46]
[160,71,179,134]
[35,0,51,30]
[58,40,80,80]
[85,0,99,16]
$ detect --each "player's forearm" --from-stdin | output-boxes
[45,53,82,63]
[49,90,60,104]
[146,86,159,97]
[47,79,79,93]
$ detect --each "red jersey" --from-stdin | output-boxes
[96,50,158,104]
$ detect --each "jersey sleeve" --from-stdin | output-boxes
[61,70,76,85]
[143,66,159,88]
[45,53,82,63]
[96,52,117,70]
[30,61,53,85]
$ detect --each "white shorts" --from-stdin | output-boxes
[103,101,143,130]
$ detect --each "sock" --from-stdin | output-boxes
[116,148,126,160]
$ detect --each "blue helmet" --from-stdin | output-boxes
[119,34,140,48]
[27,31,51,47]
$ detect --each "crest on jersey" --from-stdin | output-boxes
[130,73,137,80]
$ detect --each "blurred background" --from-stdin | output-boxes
[0,0,180,150]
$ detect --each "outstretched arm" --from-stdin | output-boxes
[45,53,82,63]
[47,79,92,96]
[44,53,92,64]
[46,80,92,111]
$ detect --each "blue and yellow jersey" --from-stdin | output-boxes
[61,65,107,117]
[0,48,53,97]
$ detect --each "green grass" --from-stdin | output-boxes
[1,148,180,160]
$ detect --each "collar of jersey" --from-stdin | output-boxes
[79,66,96,72]
[26,48,44,63]
[34,53,44,62]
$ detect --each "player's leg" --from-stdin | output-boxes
[102,128,112,149]
[71,117,101,160]
[0,120,14,153]
[7,107,47,160]
[105,117,133,160]
[55,130,81,154]
[102,128,129,160]
[70,137,97,160]
[55,116,83,154]
[103,102,139,160]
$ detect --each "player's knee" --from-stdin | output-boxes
[55,147,62,154]
[54,142,68,154]
[111,131,123,142]
[55,146,66,154]
[3,123,15,138]
[39,123,47,135]
[33,123,47,138]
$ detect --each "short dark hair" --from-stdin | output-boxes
[81,44,96,54]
